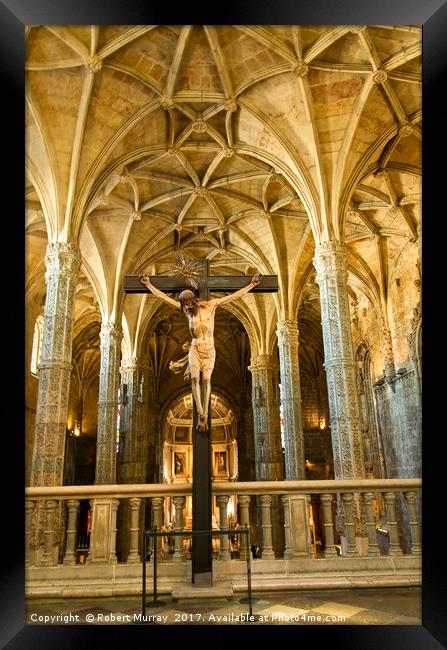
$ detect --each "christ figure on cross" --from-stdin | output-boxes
[139,272,261,432]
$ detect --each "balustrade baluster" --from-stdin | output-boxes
[238,495,251,560]
[362,492,380,556]
[320,494,337,557]
[340,493,358,556]
[217,495,231,560]
[260,494,274,559]
[63,500,80,565]
[383,492,403,556]
[172,496,186,562]
[42,499,58,566]
[127,497,142,563]
[403,491,422,555]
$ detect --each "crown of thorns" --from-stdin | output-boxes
[168,253,202,289]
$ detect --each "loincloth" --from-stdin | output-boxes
[189,342,216,374]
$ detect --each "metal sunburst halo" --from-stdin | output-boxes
[167,253,202,290]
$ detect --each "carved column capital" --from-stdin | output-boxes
[313,240,348,282]
[276,319,299,340]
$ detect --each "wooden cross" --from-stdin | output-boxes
[124,261,278,585]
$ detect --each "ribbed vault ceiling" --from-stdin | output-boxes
[25,24,421,357]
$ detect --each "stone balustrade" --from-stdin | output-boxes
[25,478,421,569]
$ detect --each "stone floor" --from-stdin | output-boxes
[26,587,421,626]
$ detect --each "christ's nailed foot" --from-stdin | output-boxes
[197,415,208,432]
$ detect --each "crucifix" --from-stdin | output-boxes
[124,259,278,585]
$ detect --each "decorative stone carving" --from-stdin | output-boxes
[160,96,175,110]
[399,123,414,138]
[86,56,102,73]
[313,241,365,480]
[276,321,305,480]
[95,321,122,484]
[248,354,283,481]
[192,119,207,133]
[373,69,388,84]
[293,61,309,78]
[224,98,238,112]
[32,242,81,487]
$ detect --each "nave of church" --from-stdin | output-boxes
[25,24,421,617]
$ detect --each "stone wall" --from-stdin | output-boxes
[374,370,422,478]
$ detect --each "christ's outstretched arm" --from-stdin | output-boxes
[139,274,181,309]
[208,274,262,307]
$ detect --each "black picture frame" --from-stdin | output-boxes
[10,1,446,646]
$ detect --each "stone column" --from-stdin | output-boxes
[320,494,337,557]
[403,491,422,555]
[95,322,122,484]
[313,241,365,480]
[118,359,149,484]
[276,322,305,480]
[238,495,251,560]
[117,359,149,560]
[259,495,275,559]
[217,495,231,560]
[248,355,283,480]
[127,497,142,563]
[249,354,285,556]
[172,496,186,562]
[31,242,81,487]
[63,499,80,565]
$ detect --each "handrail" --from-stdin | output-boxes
[25,478,421,500]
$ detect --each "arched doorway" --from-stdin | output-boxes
[161,393,240,555]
